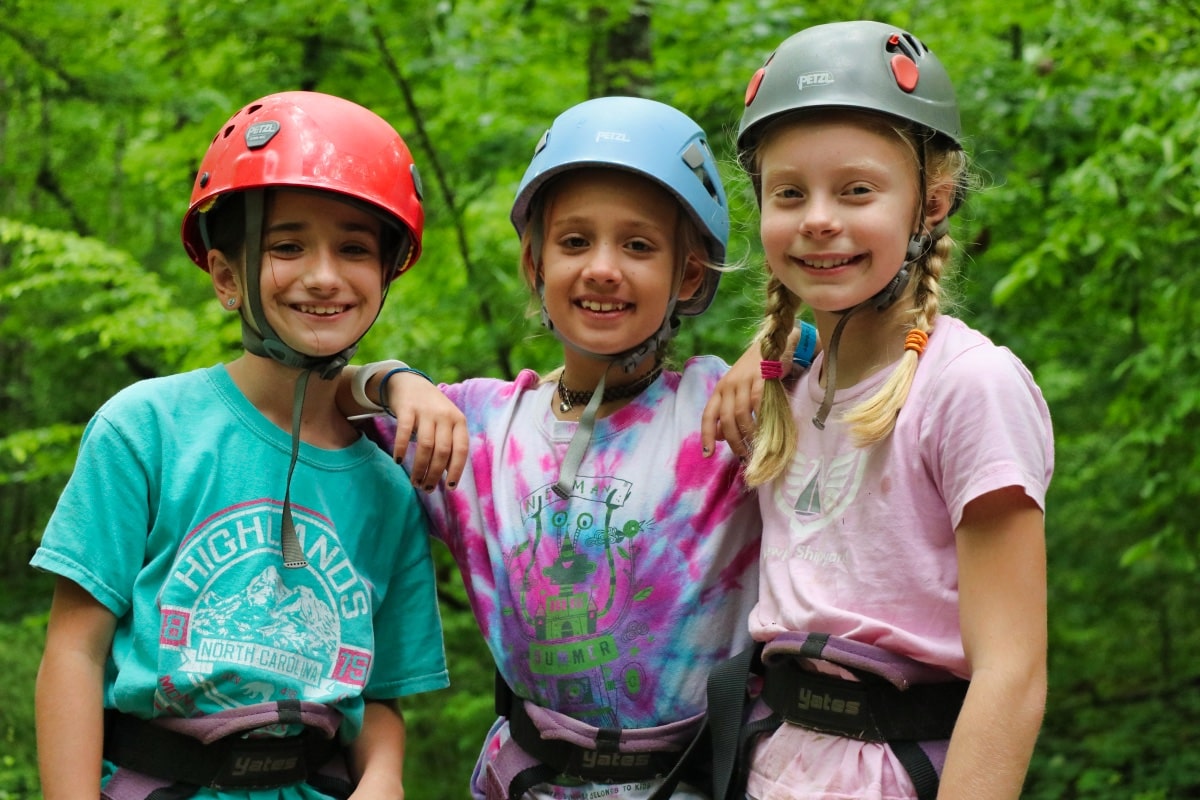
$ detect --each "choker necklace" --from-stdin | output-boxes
[557,365,663,413]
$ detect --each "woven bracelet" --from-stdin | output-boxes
[378,366,434,417]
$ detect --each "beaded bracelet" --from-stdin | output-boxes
[379,366,434,417]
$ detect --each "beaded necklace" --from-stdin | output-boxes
[556,365,663,413]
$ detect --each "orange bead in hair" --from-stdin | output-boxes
[904,329,929,355]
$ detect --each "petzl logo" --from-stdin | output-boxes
[797,71,835,90]
[595,131,631,143]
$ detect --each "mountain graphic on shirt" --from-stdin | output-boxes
[190,565,340,659]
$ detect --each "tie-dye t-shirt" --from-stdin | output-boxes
[747,316,1054,799]
[370,355,761,799]
[31,365,448,770]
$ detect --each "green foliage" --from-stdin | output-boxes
[4,0,1200,796]
[0,574,51,799]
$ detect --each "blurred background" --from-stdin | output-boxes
[2,0,1198,796]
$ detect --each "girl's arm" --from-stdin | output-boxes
[35,577,117,800]
[701,322,816,459]
[337,363,468,492]
[347,699,407,800]
[938,485,1047,799]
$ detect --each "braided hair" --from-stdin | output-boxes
[744,124,968,487]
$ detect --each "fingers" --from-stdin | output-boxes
[721,382,756,461]
[380,372,470,493]
[700,393,724,455]
[399,410,469,493]
[702,380,759,460]
[444,420,469,489]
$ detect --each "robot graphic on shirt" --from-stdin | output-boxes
[513,474,653,729]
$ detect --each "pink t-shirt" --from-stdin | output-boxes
[748,316,1054,799]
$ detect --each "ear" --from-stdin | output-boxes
[521,239,542,289]
[923,178,956,232]
[208,249,243,307]
[675,252,706,302]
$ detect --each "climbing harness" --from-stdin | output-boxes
[100,701,350,799]
[706,632,968,800]
[490,675,710,800]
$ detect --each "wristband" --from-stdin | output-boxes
[379,366,434,417]
[793,320,818,370]
[351,360,407,413]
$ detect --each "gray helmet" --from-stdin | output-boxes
[737,20,962,164]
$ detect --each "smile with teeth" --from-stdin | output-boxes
[579,299,629,312]
[295,303,349,316]
[799,255,857,269]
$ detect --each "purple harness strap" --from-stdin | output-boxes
[101,770,177,800]
[761,631,956,689]
[101,701,349,800]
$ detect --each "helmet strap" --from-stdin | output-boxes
[279,368,313,569]
[812,216,951,430]
[238,189,359,381]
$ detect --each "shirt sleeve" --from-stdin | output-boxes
[31,409,154,616]
[924,342,1055,529]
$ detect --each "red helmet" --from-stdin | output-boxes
[181,91,424,277]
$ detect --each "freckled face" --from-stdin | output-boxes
[757,117,921,315]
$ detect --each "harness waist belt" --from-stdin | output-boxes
[103,710,343,789]
[506,695,684,783]
[760,659,968,742]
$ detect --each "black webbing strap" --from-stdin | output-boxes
[707,643,764,800]
[103,710,343,790]
[889,740,939,800]
[643,715,710,800]
[506,763,560,800]
[142,785,198,800]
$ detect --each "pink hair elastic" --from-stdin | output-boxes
[904,329,929,355]
[760,360,785,380]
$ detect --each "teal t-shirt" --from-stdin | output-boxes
[32,365,448,752]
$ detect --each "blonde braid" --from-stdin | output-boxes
[744,276,803,487]
[842,232,952,445]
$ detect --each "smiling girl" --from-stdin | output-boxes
[704,21,1054,800]
[344,96,779,800]
[32,91,448,800]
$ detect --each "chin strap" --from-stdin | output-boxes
[811,222,945,430]
[529,237,685,496]
[552,365,611,499]
[280,370,313,568]
[236,190,380,569]
[240,190,359,380]
[538,287,674,498]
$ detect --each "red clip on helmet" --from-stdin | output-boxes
[181,91,424,277]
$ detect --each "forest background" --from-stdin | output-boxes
[1,0,1197,797]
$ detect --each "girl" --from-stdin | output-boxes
[713,20,1054,800]
[32,92,448,800]
[346,96,785,800]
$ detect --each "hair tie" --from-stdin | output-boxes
[904,329,929,356]
[760,360,785,380]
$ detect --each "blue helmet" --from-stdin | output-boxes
[510,96,729,316]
